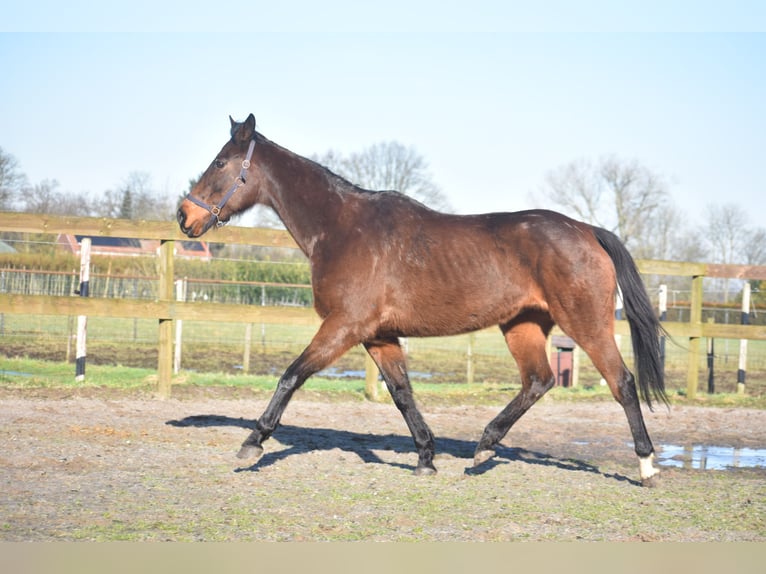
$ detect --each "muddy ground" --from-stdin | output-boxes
[1,386,764,541]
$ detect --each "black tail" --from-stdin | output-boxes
[593,227,668,409]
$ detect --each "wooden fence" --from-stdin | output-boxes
[1,212,766,399]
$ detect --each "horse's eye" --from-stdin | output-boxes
[214,159,225,169]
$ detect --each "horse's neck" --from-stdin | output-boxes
[257,138,347,256]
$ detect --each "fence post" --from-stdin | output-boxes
[364,353,379,401]
[738,282,751,395]
[572,344,580,388]
[466,332,475,385]
[243,323,253,373]
[0,270,5,336]
[173,278,186,374]
[157,239,174,398]
[658,284,667,371]
[75,238,91,382]
[686,274,704,399]
[706,317,715,394]
[603,289,624,387]
[66,270,76,363]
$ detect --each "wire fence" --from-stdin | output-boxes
[0,268,312,307]
[4,267,763,332]
[2,218,765,397]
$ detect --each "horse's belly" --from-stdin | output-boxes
[380,293,531,338]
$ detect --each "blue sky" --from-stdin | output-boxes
[1,3,765,229]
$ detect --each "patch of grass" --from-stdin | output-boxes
[0,357,157,391]
[63,463,766,542]
[2,356,765,409]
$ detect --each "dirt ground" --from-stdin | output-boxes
[1,386,765,541]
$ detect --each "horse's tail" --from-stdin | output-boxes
[593,226,669,410]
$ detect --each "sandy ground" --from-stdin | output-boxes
[1,388,764,541]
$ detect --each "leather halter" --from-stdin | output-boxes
[185,138,256,233]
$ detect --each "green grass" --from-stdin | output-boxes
[5,312,765,366]
[0,358,156,390]
[2,356,765,409]
[61,461,766,542]
[2,311,766,405]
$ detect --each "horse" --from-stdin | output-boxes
[177,114,668,486]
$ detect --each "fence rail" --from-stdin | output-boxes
[1,211,765,398]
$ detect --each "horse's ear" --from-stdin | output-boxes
[242,113,256,139]
[229,114,256,142]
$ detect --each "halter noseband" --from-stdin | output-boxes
[185,137,257,233]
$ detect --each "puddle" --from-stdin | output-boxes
[656,444,766,471]
[0,370,34,378]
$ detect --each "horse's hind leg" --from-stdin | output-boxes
[474,316,555,466]
[365,338,437,475]
[580,339,660,487]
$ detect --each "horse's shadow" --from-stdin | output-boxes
[166,414,639,486]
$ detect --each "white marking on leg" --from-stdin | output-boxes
[639,453,660,481]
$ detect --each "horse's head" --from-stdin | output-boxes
[177,114,260,238]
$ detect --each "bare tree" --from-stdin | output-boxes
[541,158,603,223]
[668,227,708,263]
[95,171,175,221]
[703,203,766,266]
[538,156,672,257]
[638,202,683,261]
[119,171,157,220]
[95,188,128,219]
[17,177,92,216]
[700,203,766,303]
[0,147,28,211]
[313,141,451,211]
[704,203,748,264]
[21,179,63,214]
[745,228,766,266]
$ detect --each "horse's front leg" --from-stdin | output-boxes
[236,368,301,460]
[365,338,437,475]
[237,318,357,461]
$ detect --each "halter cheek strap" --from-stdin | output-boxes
[186,138,256,233]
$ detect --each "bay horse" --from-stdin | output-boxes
[177,114,668,486]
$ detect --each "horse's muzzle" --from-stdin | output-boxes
[177,207,196,238]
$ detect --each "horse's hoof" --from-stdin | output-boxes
[641,474,661,488]
[237,443,264,460]
[639,455,660,487]
[473,449,495,467]
[414,465,437,476]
